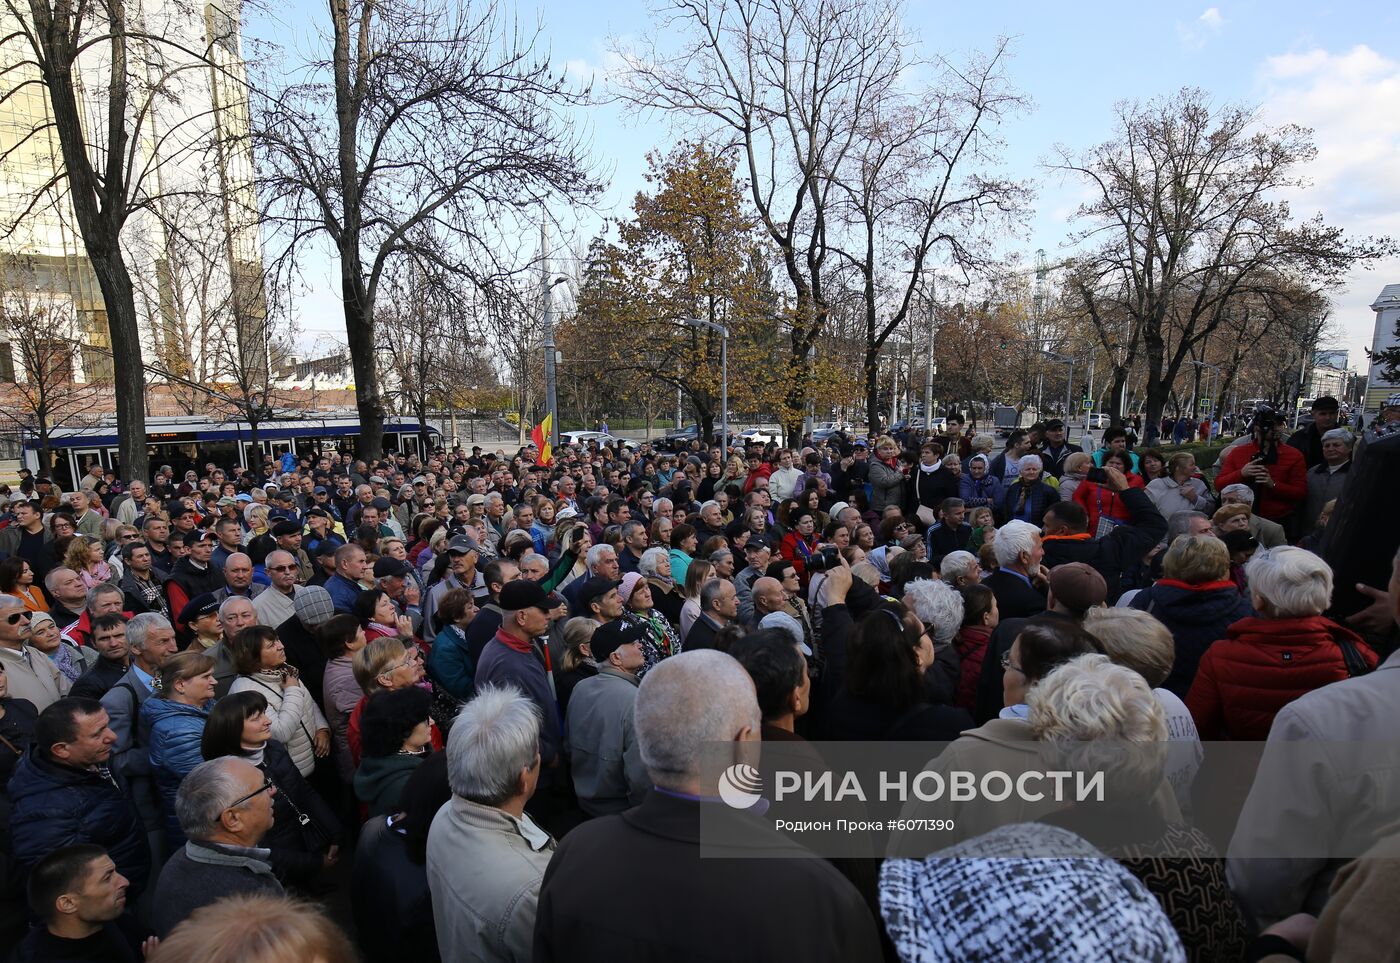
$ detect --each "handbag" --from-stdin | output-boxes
[266,769,331,853]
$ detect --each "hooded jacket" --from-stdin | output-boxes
[1130,580,1254,697]
[1185,615,1378,740]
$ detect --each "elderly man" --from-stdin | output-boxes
[561,544,620,617]
[749,576,785,628]
[617,520,649,574]
[60,584,127,651]
[427,685,555,962]
[8,698,151,895]
[68,490,105,539]
[1218,484,1287,548]
[114,479,147,525]
[254,550,301,629]
[44,567,91,630]
[210,596,258,697]
[684,578,738,651]
[325,544,368,614]
[475,580,562,768]
[565,620,652,816]
[982,520,1047,622]
[100,613,177,778]
[734,538,773,627]
[902,578,966,707]
[213,552,264,604]
[533,651,880,960]
[939,550,982,589]
[0,595,67,710]
[150,758,283,936]
[1301,428,1353,537]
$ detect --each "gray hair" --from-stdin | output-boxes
[634,651,761,789]
[699,577,729,612]
[1166,510,1211,544]
[1220,483,1255,505]
[85,582,123,613]
[126,613,172,652]
[638,547,670,579]
[903,578,965,644]
[620,520,647,542]
[653,497,674,515]
[446,684,541,805]
[700,500,720,515]
[518,552,548,570]
[585,543,615,573]
[1019,454,1043,472]
[176,758,258,839]
[1321,428,1354,446]
[939,550,979,582]
[484,493,504,508]
[44,568,79,595]
[993,520,1041,568]
[218,595,256,620]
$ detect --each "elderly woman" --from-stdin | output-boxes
[902,578,966,707]
[1146,451,1216,519]
[637,546,683,627]
[1056,451,1092,503]
[228,625,331,778]
[958,454,1003,516]
[1028,654,1245,962]
[1129,535,1253,697]
[617,571,682,675]
[1301,428,1352,537]
[26,610,89,683]
[868,436,908,514]
[1000,455,1060,527]
[1216,484,1287,548]
[1186,546,1378,740]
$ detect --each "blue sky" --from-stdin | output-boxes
[252,1,1400,373]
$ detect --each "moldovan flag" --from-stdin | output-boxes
[530,415,554,466]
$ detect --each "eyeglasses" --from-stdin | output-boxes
[6,612,31,624]
[268,564,298,572]
[1000,651,1025,675]
[226,776,274,811]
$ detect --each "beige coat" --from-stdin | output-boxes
[427,797,555,963]
[1228,649,1400,927]
[0,644,68,712]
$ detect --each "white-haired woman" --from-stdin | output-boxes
[1029,654,1247,963]
[1186,546,1377,740]
[901,578,965,707]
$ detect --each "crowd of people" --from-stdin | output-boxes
[0,390,1398,962]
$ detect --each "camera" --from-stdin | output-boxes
[806,545,843,573]
[1086,467,1109,484]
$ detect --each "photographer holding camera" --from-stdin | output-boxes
[1216,407,1308,536]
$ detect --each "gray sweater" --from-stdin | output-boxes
[564,667,650,816]
[150,839,284,936]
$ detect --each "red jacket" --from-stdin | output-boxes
[953,624,992,715]
[1215,442,1307,521]
[1186,615,1377,740]
[1072,473,1144,533]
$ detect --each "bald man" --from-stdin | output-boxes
[750,576,785,626]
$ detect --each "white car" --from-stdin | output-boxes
[1085,413,1110,430]
[739,426,783,445]
[559,431,637,450]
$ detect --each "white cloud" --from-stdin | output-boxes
[1257,45,1400,371]
[1177,7,1226,51]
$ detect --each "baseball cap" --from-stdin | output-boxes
[313,486,328,495]
[555,506,579,521]
[446,534,478,555]
[576,576,621,613]
[184,528,218,546]
[853,438,869,448]
[1044,418,1065,431]
[1046,562,1107,614]
[373,557,410,579]
[499,579,553,612]
[235,493,253,503]
[589,619,648,663]
[312,540,341,558]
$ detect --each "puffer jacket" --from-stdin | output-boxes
[867,457,907,514]
[1185,615,1378,740]
[229,672,327,777]
[140,697,211,846]
[7,746,150,894]
[1130,580,1254,697]
[953,624,992,715]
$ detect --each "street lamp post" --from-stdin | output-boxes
[681,317,730,451]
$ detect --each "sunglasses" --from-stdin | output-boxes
[6,612,32,624]
[226,776,274,811]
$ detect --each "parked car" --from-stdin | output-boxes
[1085,412,1110,430]
[559,431,638,450]
[739,425,782,446]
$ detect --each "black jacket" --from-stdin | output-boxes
[275,615,330,715]
[1039,441,1084,478]
[910,466,959,515]
[973,611,1080,725]
[70,657,129,700]
[823,691,971,742]
[251,739,341,886]
[1041,487,1167,602]
[925,523,972,565]
[983,569,1047,622]
[351,815,442,963]
[1287,422,1326,469]
[682,614,722,651]
[533,789,882,962]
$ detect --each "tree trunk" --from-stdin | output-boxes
[863,346,881,440]
[340,272,385,459]
[87,252,148,482]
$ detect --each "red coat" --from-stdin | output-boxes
[1072,473,1144,533]
[1186,615,1377,740]
[1215,442,1307,522]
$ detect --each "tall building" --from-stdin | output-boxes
[0,0,267,405]
[1367,284,1400,410]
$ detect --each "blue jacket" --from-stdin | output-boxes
[1000,480,1060,527]
[325,573,362,614]
[1130,580,1255,697]
[959,474,1004,513]
[427,624,476,701]
[476,635,562,766]
[8,747,150,894]
[140,697,212,846]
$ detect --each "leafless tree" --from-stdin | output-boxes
[0,258,103,472]
[1052,88,1394,441]
[615,0,911,440]
[254,0,598,460]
